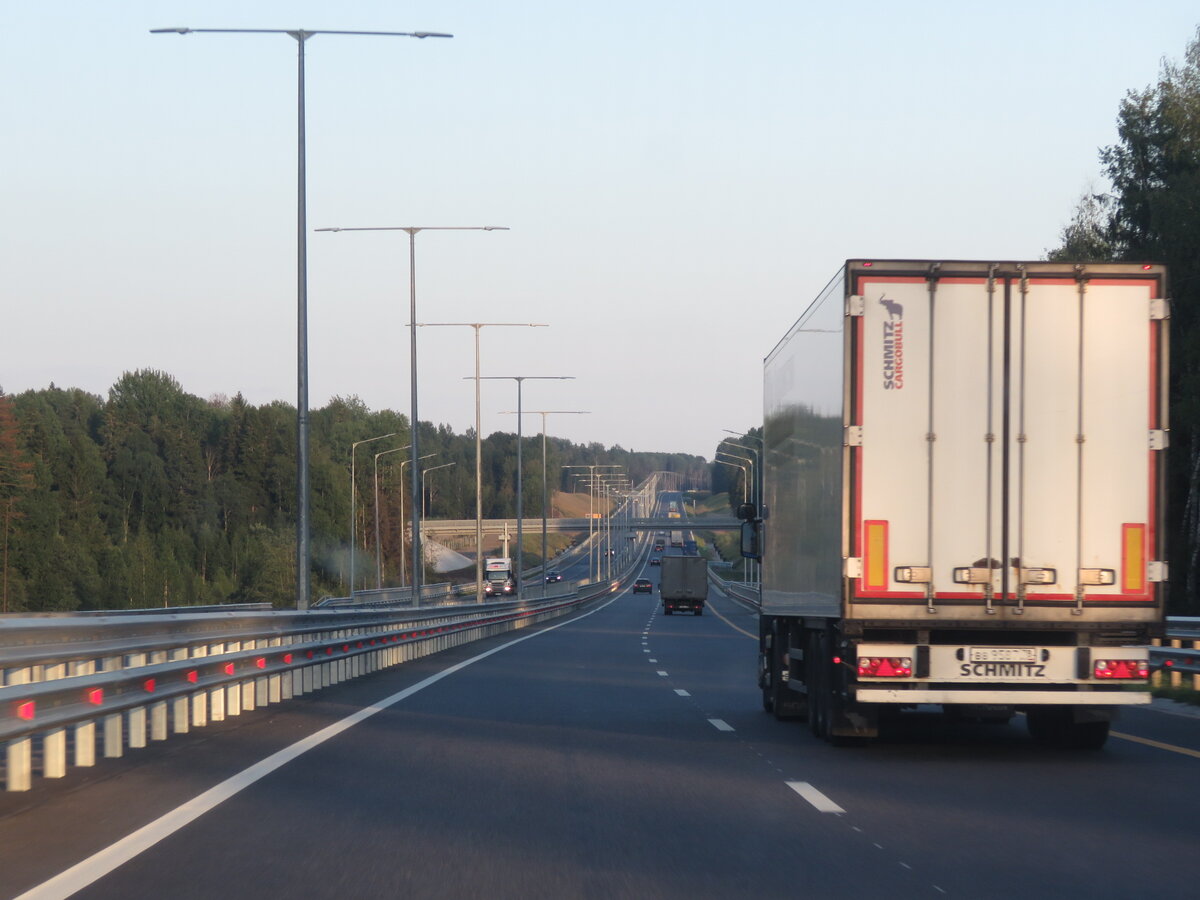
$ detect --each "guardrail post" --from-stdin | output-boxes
[127,652,147,749]
[71,660,97,767]
[1172,638,1183,688]
[103,712,123,759]
[6,737,32,792]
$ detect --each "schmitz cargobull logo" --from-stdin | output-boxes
[879,297,904,390]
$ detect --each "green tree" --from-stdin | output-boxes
[1049,26,1200,610]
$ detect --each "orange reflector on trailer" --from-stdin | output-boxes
[1122,524,1146,593]
[863,520,889,590]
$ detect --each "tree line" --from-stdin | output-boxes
[0,370,708,612]
[1048,26,1200,612]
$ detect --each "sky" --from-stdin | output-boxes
[3,1,1198,459]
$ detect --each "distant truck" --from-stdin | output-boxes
[660,555,708,616]
[484,557,516,597]
[670,530,684,548]
[744,260,1165,748]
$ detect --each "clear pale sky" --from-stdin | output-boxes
[3,1,1197,458]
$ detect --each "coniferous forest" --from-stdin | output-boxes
[0,370,708,612]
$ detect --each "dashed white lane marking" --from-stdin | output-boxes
[786,781,845,814]
[643,649,650,653]
[674,689,690,696]
[649,658,658,663]
[657,671,668,677]
[708,718,734,732]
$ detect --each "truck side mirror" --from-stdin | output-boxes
[736,502,757,521]
[741,519,762,560]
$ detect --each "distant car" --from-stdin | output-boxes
[633,578,653,594]
[545,572,564,583]
[653,543,664,552]
[650,557,661,566]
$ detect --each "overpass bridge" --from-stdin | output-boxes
[420,516,741,536]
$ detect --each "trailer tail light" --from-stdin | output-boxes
[858,657,912,677]
[1093,659,1149,680]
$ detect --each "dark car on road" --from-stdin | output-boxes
[633,578,653,594]
[545,572,564,583]
[649,557,661,566]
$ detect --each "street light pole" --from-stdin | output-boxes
[563,464,621,581]
[371,443,412,590]
[316,227,509,601]
[152,26,451,610]
[480,377,573,598]
[396,453,436,588]
[351,433,400,594]
[500,410,589,595]
[414,322,545,601]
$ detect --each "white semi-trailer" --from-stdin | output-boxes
[744,260,1166,748]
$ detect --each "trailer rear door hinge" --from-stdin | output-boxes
[1150,298,1170,320]
[845,557,863,579]
[847,295,866,317]
[1149,429,1169,451]
[1148,561,1168,582]
[844,425,863,447]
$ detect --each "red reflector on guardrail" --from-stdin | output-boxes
[283,653,293,664]
[342,644,350,652]
[223,663,235,676]
[17,701,35,720]
[255,657,266,669]
[326,648,333,656]
[143,679,156,693]
[187,670,198,683]
[88,689,104,705]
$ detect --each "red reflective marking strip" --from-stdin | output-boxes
[88,689,104,705]
[223,663,235,675]
[17,701,35,720]
[255,657,266,669]
[186,670,198,683]
[143,679,156,693]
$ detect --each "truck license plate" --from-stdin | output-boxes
[969,647,1038,663]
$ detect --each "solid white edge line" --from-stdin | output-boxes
[18,593,624,900]
[786,780,845,814]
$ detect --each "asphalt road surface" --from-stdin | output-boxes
[3,573,1199,899]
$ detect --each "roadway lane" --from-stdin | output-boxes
[5,576,1200,899]
[5,585,935,899]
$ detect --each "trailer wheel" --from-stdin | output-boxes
[664,607,673,615]
[694,607,703,616]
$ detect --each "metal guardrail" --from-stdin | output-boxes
[0,580,627,793]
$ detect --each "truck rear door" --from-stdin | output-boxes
[848,261,1167,619]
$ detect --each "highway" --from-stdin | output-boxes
[3,564,1200,898]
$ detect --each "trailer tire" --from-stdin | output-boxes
[664,607,673,615]
[694,608,703,616]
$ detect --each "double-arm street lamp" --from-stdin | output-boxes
[500,410,590,595]
[153,26,451,610]
[479,377,574,598]
[317,227,510,599]
[416,322,546,601]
